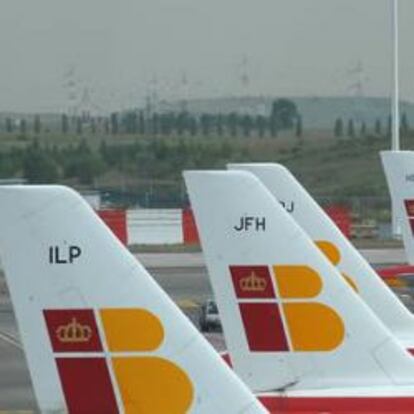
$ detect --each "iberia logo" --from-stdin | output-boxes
[43,308,194,414]
[230,266,345,352]
[315,240,358,292]
[405,200,414,235]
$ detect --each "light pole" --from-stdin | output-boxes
[391,0,400,151]
[391,0,401,237]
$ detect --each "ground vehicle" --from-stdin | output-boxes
[378,266,414,312]
[199,299,221,332]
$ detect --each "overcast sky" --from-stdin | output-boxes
[1,0,413,113]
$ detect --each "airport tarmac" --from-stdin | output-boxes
[136,249,408,269]
[0,248,409,412]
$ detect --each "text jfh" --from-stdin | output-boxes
[234,216,266,232]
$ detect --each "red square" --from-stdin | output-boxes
[239,303,289,352]
[56,358,119,414]
[405,200,414,218]
[230,266,275,299]
[44,309,103,353]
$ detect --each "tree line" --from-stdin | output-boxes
[2,99,302,138]
[333,113,410,138]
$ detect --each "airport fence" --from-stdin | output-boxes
[96,183,392,219]
[96,195,394,246]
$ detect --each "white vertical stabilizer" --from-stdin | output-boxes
[228,163,414,346]
[185,170,414,393]
[382,151,414,265]
[0,185,266,414]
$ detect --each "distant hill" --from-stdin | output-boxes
[160,96,414,130]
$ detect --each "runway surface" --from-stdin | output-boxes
[0,248,409,412]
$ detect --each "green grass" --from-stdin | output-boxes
[0,130,411,202]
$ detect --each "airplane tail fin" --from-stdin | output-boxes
[227,163,414,344]
[0,185,266,414]
[381,150,414,265]
[184,170,414,393]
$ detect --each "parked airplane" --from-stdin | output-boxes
[0,185,267,414]
[225,163,414,350]
[185,169,414,412]
[381,150,414,276]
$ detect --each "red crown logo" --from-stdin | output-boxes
[56,318,93,344]
[240,272,267,292]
